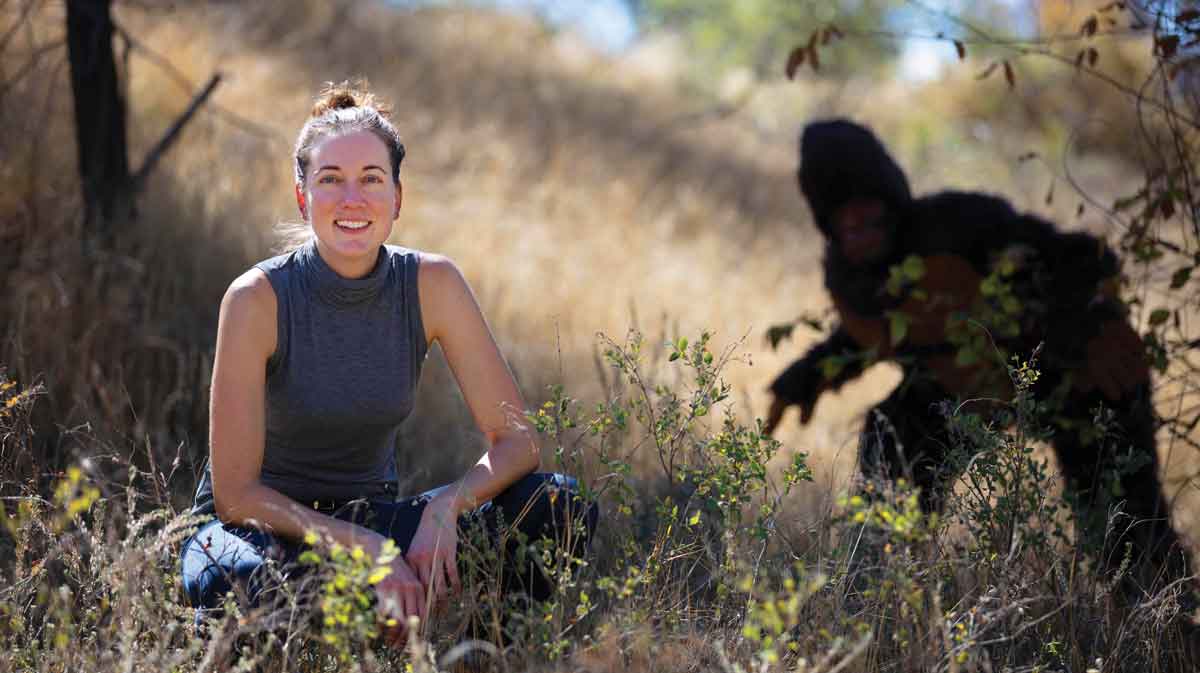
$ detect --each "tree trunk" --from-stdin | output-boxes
[66,0,131,240]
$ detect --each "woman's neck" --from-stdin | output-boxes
[314,239,378,279]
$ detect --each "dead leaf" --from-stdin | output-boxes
[1081,15,1099,37]
[954,40,965,60]
[1003,60,1015,88]
[976,61,999,80]
[786,47,806,79]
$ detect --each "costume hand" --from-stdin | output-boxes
[1078,318,1150,401]
[406,500,462,604]
[375,555,425,647]
[764,393,817,436]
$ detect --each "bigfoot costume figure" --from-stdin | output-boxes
[767,119,1191,594]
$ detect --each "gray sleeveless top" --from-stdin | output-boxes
[191,240,427,515]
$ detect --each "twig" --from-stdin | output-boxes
[111,20,288,147]
[132,72,222,189]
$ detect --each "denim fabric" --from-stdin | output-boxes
[180,472,597,618]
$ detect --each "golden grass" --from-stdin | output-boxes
[1,0,1194,519]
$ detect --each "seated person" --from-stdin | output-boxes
[180,81,597,642]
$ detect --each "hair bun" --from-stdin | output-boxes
[310,79,390,118]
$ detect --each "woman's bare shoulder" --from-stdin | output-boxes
[218,268,277,352]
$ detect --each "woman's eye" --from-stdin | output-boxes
[318,175,340,184]
[364,175,383,184]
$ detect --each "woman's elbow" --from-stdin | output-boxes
[212,482,254,525]
[492,429,540,474]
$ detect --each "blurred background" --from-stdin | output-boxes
[1,0,1197,533]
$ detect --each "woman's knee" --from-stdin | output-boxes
[495,472,597,543]
[180,522,274,610]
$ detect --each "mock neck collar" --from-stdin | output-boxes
[300,240,389,306]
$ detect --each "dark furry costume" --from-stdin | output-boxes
[770,119,1191,594]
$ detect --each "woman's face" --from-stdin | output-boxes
[297,129,401,276]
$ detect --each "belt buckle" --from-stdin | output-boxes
[311,498,339,513]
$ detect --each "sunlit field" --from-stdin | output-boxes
[2,2,1198,671]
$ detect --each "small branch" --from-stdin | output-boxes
[0,0,42,56]
[0,38,65,100]
[131,72,221,189]
[111,20,287,147]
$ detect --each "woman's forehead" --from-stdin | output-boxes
[310,130,391,169]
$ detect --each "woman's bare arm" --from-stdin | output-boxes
[405,254,539,599]
[416,254,540,515]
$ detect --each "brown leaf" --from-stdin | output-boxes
[1161,196,1176,219]
[1045,180,1055,205]
[1081,15,1099,37]
[1003,60,1015,88]
[976,61,999,80]
[786,47,806,79]
[1017,151,1039,162]
[1075,49,1087,68]
[1088,47,1099,67]
[1178,9,1199,23]
[1077,202,1086,217]
[954,40,966,60]
[1156,34,1180,59]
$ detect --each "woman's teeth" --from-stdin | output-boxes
[336,220,369,230]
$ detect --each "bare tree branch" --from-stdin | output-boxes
[132,72,221,189]
[110,20,287,147]
[0,37,64,100]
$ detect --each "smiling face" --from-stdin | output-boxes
[296,129,402,277]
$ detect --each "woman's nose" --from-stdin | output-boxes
[340,182,366,206]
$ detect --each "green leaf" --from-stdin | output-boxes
[888,311,910,346]
[1148,308,1171,326]
[955,348,979,367]
[688,511,701,527]
[901,255,926,281]
[819,356,844,380]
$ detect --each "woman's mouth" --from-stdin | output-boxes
[334,219,371,233]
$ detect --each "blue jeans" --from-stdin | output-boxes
[179,472,597,618]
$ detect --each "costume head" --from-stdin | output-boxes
[797,119,912,237]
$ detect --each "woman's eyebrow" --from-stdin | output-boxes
[363,165,387,173]
[315,165,341,173]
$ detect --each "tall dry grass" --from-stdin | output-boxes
[1,1,1198,671]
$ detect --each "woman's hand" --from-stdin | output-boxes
[376,554,426,645]
[405,499,461,603]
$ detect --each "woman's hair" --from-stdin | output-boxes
[277,79,406,252]
[294,79,406,187]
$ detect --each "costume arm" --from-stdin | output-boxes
[769,326,867,405]
[1004,213,1126,364]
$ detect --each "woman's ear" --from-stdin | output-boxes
[295,183,308,220]
[393,181,403,219]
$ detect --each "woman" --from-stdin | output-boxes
[180,82,595,638]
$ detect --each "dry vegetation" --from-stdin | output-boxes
[1,1,1198,671]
